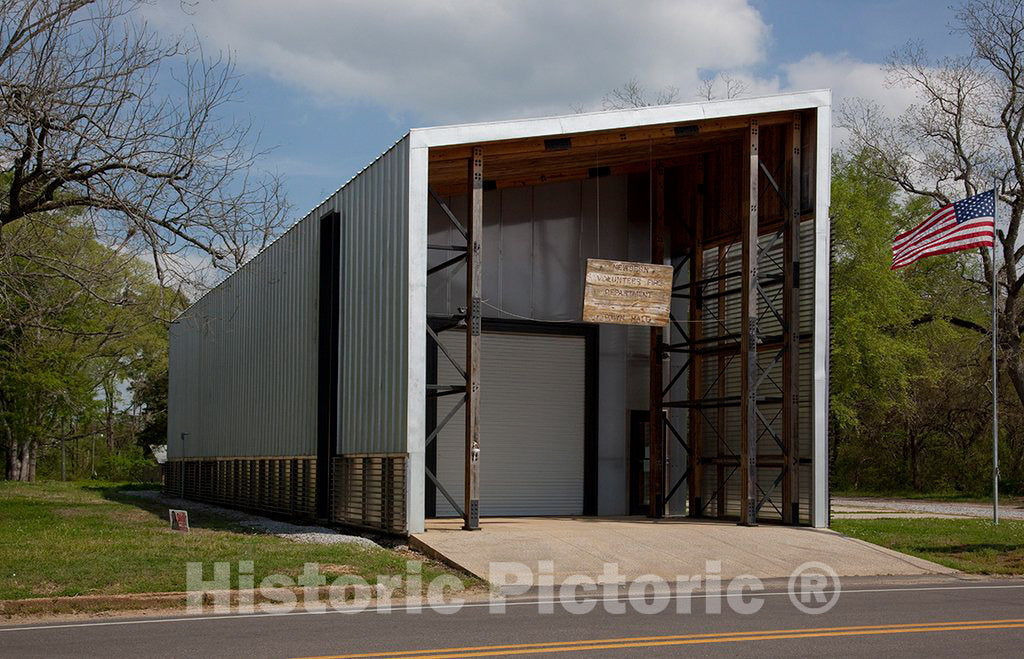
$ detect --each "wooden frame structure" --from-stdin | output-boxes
[651,114,805,525]
[423,106,817,530]
[423,148,484,531]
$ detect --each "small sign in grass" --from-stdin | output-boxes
[168,509,189,532]
[0,480,474,602]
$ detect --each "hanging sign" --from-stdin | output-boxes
[582,258,673,327]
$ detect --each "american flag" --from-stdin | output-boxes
[891,190,996,269]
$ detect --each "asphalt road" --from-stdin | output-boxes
[3,577,1024,657]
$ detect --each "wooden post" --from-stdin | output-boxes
[687,156,704,517]
[740,118,759,526]
[649,164,666,518]
[464,146,483,530]
[782,115,802,524]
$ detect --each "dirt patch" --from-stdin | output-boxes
[0,592,187,618]
[29,581,64,596]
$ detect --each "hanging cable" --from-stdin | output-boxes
[481,299,580,324]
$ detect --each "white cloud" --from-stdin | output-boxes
[777,52,922,149]
[146,0,769,123]
[781,52,918,115]
[146,2,928,137]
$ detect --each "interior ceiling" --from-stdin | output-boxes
[426,111,793,197]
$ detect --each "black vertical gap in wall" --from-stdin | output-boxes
[582,324,599,516]
[425,331,438,517]
[316,211,341,519]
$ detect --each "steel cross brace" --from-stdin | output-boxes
[755,468,786,515]
[425,467,466,519]
[428,186,468,239]
[427,324,467,380]
[701,465,739,515]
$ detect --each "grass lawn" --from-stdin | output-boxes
[0,480,473,600]
[832,490,1023,507]
[833,517,1024,575]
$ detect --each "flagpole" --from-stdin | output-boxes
[992,179,1000,525]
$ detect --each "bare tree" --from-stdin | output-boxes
[696,73,748,101]
[0,0,288,288]
[602,77,680,110]
[839,0,1024,410]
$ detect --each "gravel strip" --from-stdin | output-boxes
[833,496,1024,520]
[120,490,379,547]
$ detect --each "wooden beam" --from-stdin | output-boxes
[739,119,759,527]
[687,155,705,517]
[464,146,483,530]
[649,164,667,519]
[428,111,799,164]
[427,132,744,196]
[782,115,802,524]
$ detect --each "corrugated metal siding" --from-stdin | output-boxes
[333,138,410,455]
[168,137,410,460]
[167,215,319,458]
[427,176,630,321]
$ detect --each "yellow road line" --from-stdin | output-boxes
[293,618,1024,659]
[405,623,1024,658]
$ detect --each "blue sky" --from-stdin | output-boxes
[147,0,969,221]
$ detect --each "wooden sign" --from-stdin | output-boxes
[169,509,190,532]
[582,258,673,327]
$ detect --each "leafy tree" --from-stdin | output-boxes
[830,152,928,435]
[131,363,167,454]
[840,0,1024,413]
[830,148,1008,494]
[0,214,182,480]
[0,0,272,481]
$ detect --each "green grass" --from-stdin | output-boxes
[0,480,474,600]
[833,517,1024,574]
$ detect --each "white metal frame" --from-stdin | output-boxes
[404,90,833,533]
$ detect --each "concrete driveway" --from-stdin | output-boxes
[411,516,954,586]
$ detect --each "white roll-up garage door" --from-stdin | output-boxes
[433,331,586,517]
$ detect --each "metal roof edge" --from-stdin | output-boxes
[175,89,833,321]
[173,134,412,321]
[409,89,831,149]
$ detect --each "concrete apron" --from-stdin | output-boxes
[410,517,955,588]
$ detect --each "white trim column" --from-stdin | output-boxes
[406,137,429,534]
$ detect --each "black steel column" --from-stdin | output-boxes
[782,115,802,524]
[649,164,667,518]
